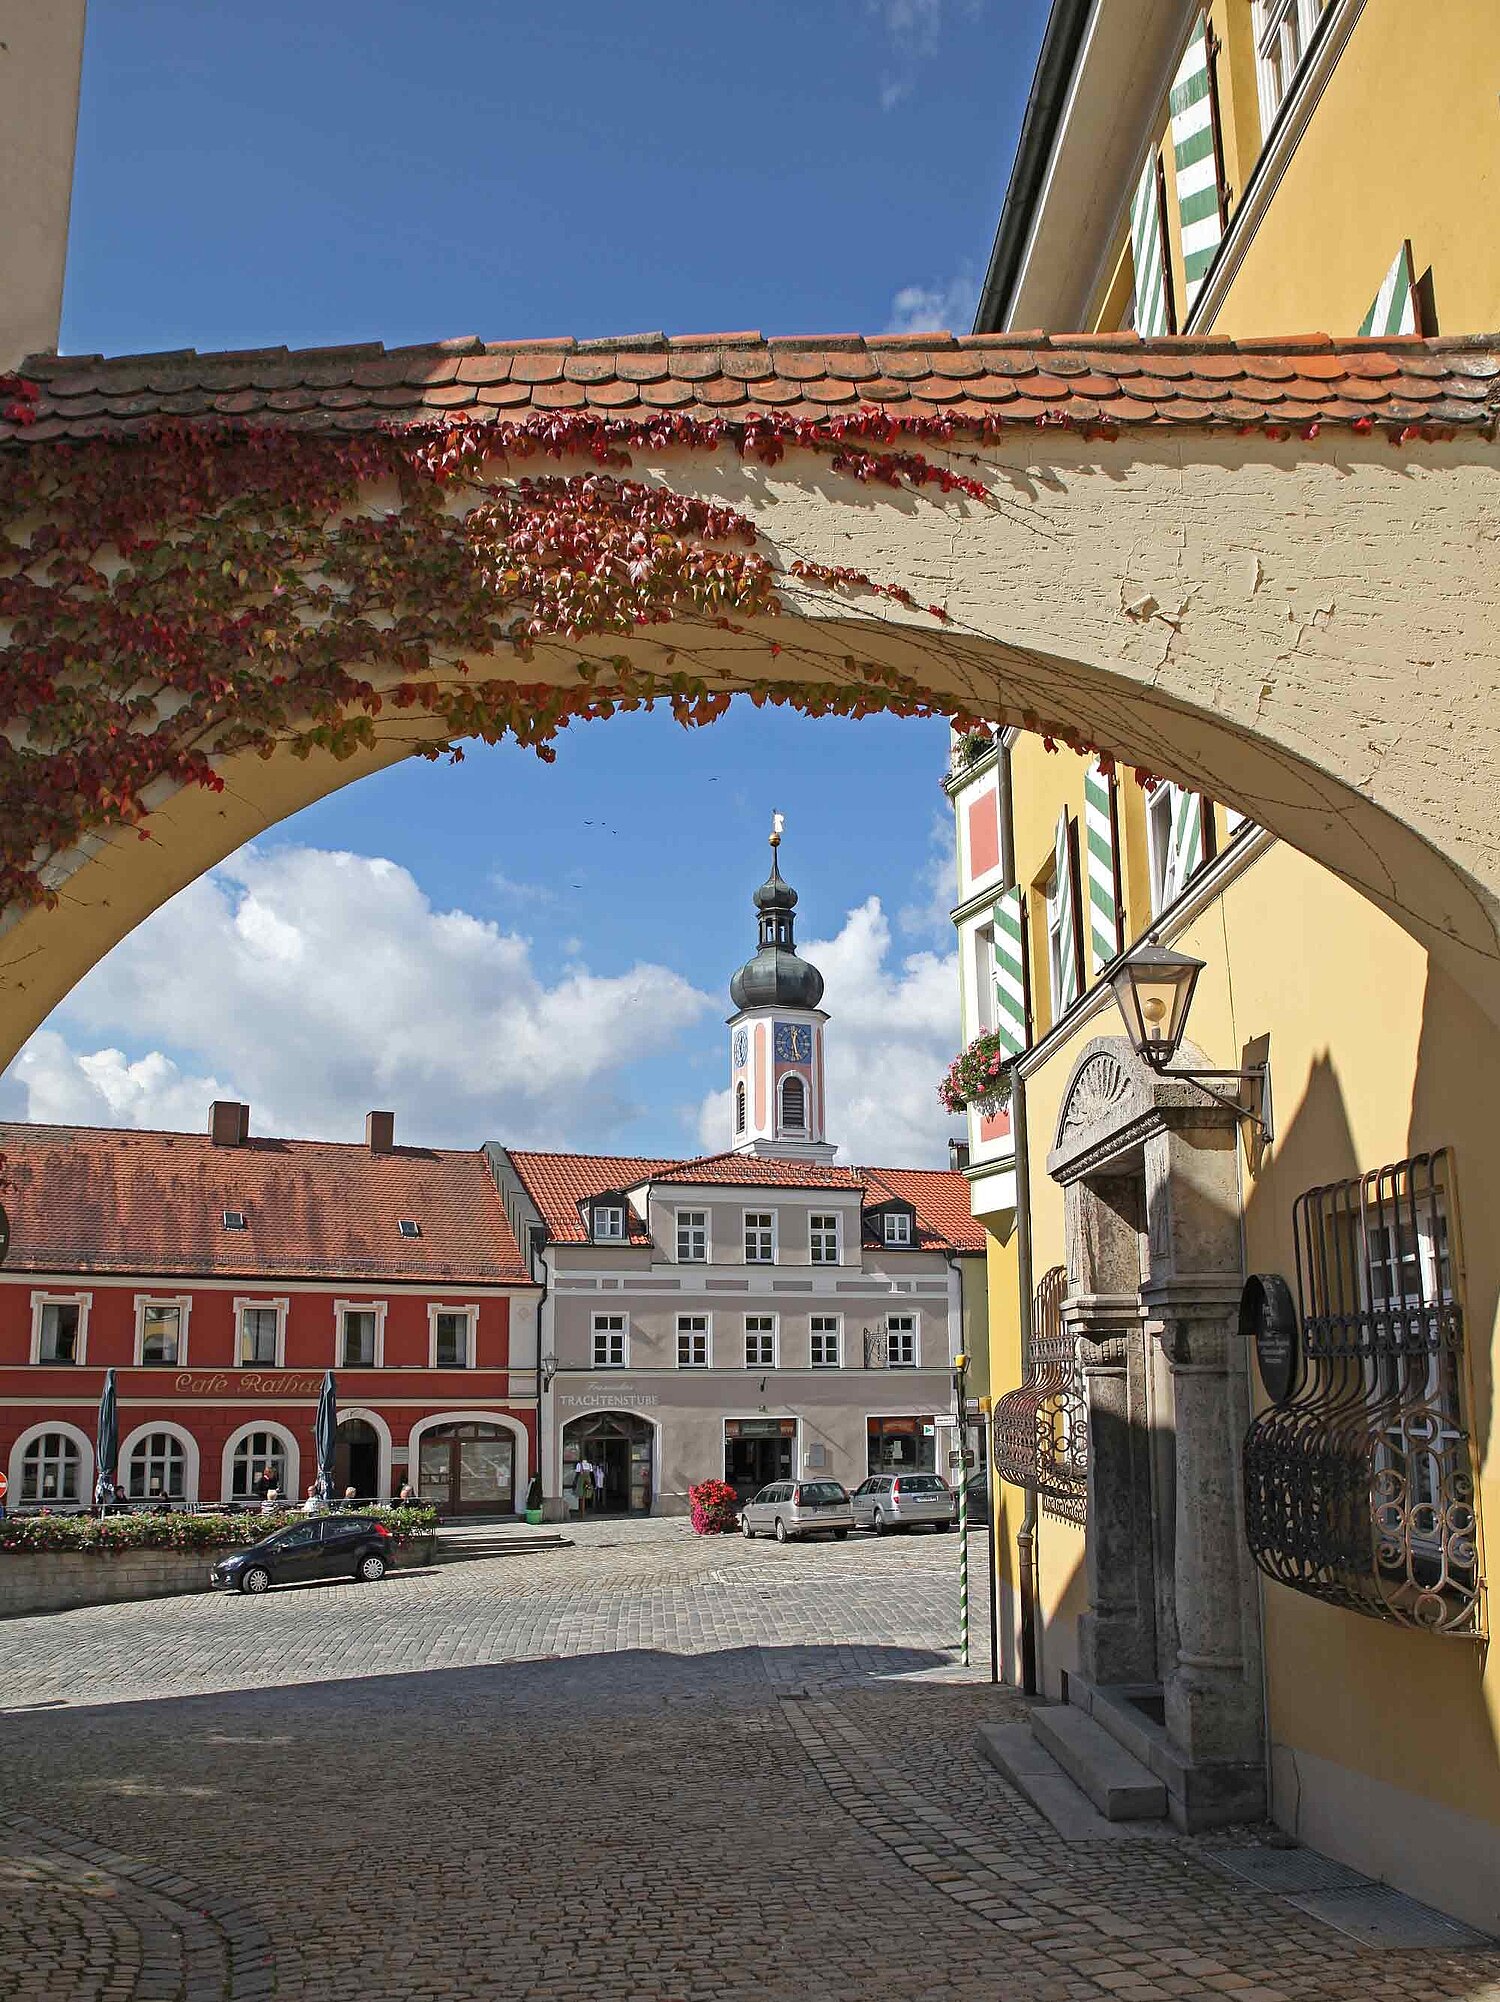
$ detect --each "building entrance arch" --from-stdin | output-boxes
[562,1412,655,1516]
[2,331,1498,1052]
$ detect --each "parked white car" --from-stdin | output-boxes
[740,1479,853,1542]
[850,1472,954,1533]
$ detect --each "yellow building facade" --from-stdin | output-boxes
[956,0,1500,1930]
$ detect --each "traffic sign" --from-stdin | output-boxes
[0,1472,9,1500]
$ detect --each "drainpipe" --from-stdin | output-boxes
[999,731,1042,1696]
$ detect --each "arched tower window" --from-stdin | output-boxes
[735,1081,747,1133]
[780,1073,807,1132]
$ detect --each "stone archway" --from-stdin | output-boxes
[1,329,1497,1058]
[1046,1034,1263,1831]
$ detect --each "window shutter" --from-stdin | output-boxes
[1084,761,1124,973]
[1165,784,1206,901]
[1358,241,1420,337]
[1129,153,1173,336]
[991,886,1029,1057]
[1053,810,1082,1014]
[1170,15,1227,312]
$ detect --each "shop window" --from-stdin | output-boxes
[20,1431,83,1503]
[592,1313,627,1368]
[1243,1149,1483,1637]
[867,1415,936,1475]
[676,1316,709,1369]
[991,1265,1088,1524]
[810,1213,840,1265]
[744,1316,777,1368]
[138,1302,182,1367]
[127,1431,186,1501]
[886,1314,917,1368]
[810,1316,841,1369]
[677,1211,707,1263]
[744,1211,775,1264]
[231,1429,291,1501]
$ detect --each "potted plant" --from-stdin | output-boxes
[938,1030,1015,1120]
[524,1473,544,1526]
[687,1478,740,1535]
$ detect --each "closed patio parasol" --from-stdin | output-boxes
[315,1370,338,1499]
[95,1368,119,1505]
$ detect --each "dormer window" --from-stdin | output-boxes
[398,1219,422,1239]
[592,1204,626,1244]
[222,1210,246,1231]
[883,1211,914,1248]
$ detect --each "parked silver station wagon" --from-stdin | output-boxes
[740,1479,853,1542]
[849,1472,954,1533]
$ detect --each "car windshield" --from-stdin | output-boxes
[899,1475,947,1492]
[796,1482,846,1505]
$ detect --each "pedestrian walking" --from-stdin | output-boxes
[575,1459,595,1516]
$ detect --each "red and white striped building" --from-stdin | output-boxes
[0,1104,540,1513]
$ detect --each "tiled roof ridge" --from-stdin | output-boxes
[0,1118,472,1158]
[7,330,1495,444]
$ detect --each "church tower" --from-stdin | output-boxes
[727,817,834,1161]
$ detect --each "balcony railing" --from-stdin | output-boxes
[991,1265,1088,1524]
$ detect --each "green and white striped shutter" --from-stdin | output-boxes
[1084,761,1123,974]
[1129,154,1171,337]
[1358,242,1419,336]
[1165,784,1205,901]
[992,886,1029,1058]
[1052,810,1082,1014]
[1170,15,1225,312]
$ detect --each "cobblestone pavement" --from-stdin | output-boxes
[0,1518,1496,2002]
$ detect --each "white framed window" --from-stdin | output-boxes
[810,1315,842,1369]
[779,1073,808,1133]
[971,922,997,1034]
[744,1315,778,1368]
[429,1306,476,1369]
[1253,0,1331,133]
[19,1428,85,1503]
[337,1301,385,1368]
[810,1213,841,1265]
[886,1313,918,1368]
[235,1298,286,1368]
[30,1292,90,1366]
[744,1211,776,1264]
[592,1204,625,1243]
[677,1315,710,1369]
[135,1296,190,1367]
[1146,783,1175,915]
[1045,864,1070,1013]
[676,1210,708,1263]
[592,1313,628,1368]
[882,1212,914,1249]
[126,1430,187,1501]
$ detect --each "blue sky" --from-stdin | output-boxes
[5,0,1047,1166]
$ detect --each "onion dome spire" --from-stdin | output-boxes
[729,813,825,1010]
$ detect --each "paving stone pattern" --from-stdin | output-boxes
[0,1519,1494,2001]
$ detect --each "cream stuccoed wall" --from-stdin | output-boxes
[0,2,86,368]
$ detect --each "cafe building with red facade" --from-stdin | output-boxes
[0,1103,540,1514]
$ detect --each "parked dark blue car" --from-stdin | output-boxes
[210,1514,393,1595]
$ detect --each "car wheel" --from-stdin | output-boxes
[937,1519,955,1532]
[833,1528,849,1541]
[741,1515,755,1539]
[356,1552,388,1582]
[239,1565,272,1595]
[872,1507,888,1536]
[774,1517,789,1544]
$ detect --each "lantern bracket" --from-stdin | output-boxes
[1151,1061,1273,1142]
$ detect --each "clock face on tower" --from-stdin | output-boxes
[732,1029,749,1068]
[775,1022,812,1064]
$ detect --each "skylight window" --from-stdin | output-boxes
[222,1210,246,1231]
[398,1219,422,1238]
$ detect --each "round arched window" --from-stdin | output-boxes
[735,1081,747,1133]
[231,1429,291,1500]
[127,1431,186,1500]
[780,1073,807,1132]
[21,1431,82,1503]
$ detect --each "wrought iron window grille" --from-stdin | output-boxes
[992,1265,1089,1525]
[1243,1148,1485,1638]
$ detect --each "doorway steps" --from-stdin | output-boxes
[1029,1704,1167,1820]
[435,1521,569,1564]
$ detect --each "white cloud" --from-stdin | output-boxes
[3,845,713,1150]
[897,809,958,945]
[884,269,980,336]
[697,897,963,1168]
[870,0,984,110]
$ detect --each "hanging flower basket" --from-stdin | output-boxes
[938,1030,1015,1118]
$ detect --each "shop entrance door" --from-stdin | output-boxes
[562,1413,654,1514]
[724,1419,796,1502]
[416,1423,515,1515]
[334,1418,381,1500]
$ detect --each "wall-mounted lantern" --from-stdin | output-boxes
[1109,941,1273,1140]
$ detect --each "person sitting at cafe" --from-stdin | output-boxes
[395,1482,418,1507]
[302,1481,326,1516]
[260,1486,280,1515]
[252,1465,277,1503]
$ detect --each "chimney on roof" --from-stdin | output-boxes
[209,1100,249,1147]
[948,1137,970,1172]
[366,1110,396,1155]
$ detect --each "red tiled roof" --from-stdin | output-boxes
[505,1147,982,1253]
[505,1151,676,1246]
[0,1122,533,1285]
[5,332,1497,443]
[859,1166,987,1255]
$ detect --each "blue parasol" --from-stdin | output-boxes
[95,1368,119,1504]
